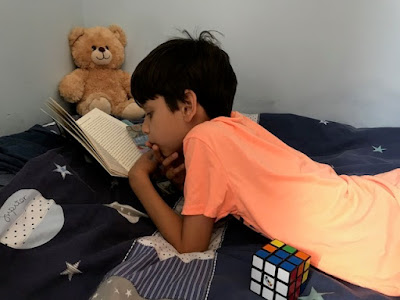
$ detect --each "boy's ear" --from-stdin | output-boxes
[181,89,197,122]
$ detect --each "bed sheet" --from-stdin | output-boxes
[0,114,399,300]
[0,123,65,189]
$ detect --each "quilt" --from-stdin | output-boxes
[0,114,399,300]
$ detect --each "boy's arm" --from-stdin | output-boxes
[129,157,215,253]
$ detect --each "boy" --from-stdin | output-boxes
[128,31,400,296]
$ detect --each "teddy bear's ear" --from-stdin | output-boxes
[68,27,85,47]
[109,25,127,47]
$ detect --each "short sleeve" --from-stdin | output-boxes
[181,137,228,219]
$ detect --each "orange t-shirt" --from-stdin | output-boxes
[182,112,400,296]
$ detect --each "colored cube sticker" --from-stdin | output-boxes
[250,239,311,300]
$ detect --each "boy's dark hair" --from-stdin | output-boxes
[131,30,237,119]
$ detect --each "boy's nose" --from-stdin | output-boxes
[141,120,150,134]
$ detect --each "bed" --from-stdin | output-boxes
[1,113,399,300]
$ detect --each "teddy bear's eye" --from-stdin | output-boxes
[106,46,109,50]
[91,45,96,51]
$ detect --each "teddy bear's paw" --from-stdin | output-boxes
[59,77,84,103]
[121,102,145,120]
[89,97,112,114]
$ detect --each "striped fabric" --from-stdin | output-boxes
[104,200,227,300]
[110,242,217,299]
[104,234,225,300]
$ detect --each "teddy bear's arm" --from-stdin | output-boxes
[119,70,133,98]
[59,69,89,103]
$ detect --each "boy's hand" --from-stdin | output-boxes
[147,142,186,190]
[129,150,159,180]
[161,152,186,190]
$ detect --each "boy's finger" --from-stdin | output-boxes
[174,163,185,173]
[166,169,175,180]
[152,144,164,163]
[166,163,185,179]
[162,152,178,167]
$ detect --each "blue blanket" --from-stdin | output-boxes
[0,124,65,189]
[0,114,399,300]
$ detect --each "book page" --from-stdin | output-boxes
[88,138,129,177]
[77,109,142,172]
[42,101,107,168]
[46,99,98,154]
[43,98,132,177]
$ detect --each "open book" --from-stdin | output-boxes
[42,98,144,177]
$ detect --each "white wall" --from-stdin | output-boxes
[1,0,400,136]
[0,0,83,136]
[83,0,400,128]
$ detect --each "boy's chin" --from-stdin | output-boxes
[161,149,173,157]
[150,144,169,157]
[161,148,180,158]
[158,147,169,157]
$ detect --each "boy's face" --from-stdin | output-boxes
[141,96,190,157]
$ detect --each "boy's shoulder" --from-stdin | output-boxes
[185,112,252,143]
[186,116,232,139]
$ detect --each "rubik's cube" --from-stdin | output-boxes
[250,239,311,300]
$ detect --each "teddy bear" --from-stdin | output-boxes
[59,25,144,120]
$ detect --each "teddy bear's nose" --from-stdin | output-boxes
[98,47,105,53]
